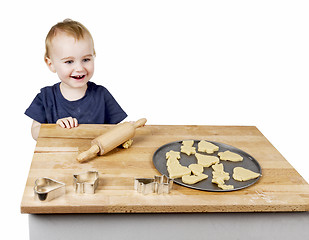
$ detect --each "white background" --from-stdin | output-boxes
[1,0,308,238]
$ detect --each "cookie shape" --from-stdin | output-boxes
[212,163,230,184]
[181,140,196,156]
[188,164,204,175]
[233,167,260,181]
[195,153,219,167]
[166,150,181,167]
[166,158,179,168]
[166,150,191,178]
[212,172,230,185]
[167,164,191,179]
[182,173,208,185]
[211,163,234,190]
[198,140,219,154]
[217,184,234,190]
[212,162,225,172]
[166,150,181,160]
[218,150,243,162]
[182,140,194,146]
[181,146,196,156]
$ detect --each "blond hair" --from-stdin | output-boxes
[44,19,96,59]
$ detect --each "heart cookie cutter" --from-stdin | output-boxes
[134,175,173,195]
[34,177,66,201]
[73,171,99,194]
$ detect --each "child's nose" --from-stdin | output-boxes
[75,62,85,72]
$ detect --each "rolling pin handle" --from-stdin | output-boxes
[133,118,147,128]
[76,144,101,163]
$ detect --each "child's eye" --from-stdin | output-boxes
[65,60,73,64]
[83,58,91,62]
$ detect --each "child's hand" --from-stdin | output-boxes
[56,117,78,129]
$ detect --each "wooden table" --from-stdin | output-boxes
[21,124,309,214]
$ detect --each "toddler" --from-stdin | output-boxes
[25,19,127,140]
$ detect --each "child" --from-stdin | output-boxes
[25,19,127,140]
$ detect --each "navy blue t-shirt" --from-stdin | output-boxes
[25,82,127,124]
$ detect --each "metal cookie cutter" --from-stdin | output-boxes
[154,175,173,194]
[34,177,65,201]
[73,171,99,194]
[134,177,155,195]
[134,175,173,195]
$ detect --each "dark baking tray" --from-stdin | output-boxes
[152,140,262,192]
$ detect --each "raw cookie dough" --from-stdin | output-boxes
[212,163,230,184]
[218,184,234,190]
[122,139,133,149]
[195,153,219,167]
[182,140,194,146]
[233,167,260,181]
[166,150,180,170]
[188,164,204,175]
[166,150,181,160]
[182,173,208,185]
[166,150,180,165]
[212,172,229,185]
[181,140,196,156]
[218,150,243,162]
[166,150,181,167]
[166,157,179,168]
[166,150,191,179]
[167,164,191,179]
[211,163,234,190]
[198,140,219,154]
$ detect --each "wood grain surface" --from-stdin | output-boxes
[21,124,309,214]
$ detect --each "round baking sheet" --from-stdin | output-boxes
[152,140,262,192]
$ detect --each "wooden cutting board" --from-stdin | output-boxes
[21,124,309,213]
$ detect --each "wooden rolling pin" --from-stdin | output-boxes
[77,118,147,163]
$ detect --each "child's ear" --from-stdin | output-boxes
[45,57,56,73]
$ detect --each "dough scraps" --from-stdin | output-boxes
[166,150,191,179]
[182,173,208,185]
[211,163,234,190]
[218,150,243,162]
[122,139,133,149]
[233,167,260,181]
[188,164,204,175]
[198,140,219,154]
[195,153,219,167]
[181,140,196,156]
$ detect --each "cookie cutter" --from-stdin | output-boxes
[34,177,66,201]
[73,171,99,194]
[134,175,173,195]
[134,177,155,195]
[154,175,173,194]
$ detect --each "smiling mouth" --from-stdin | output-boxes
[71,75,85,80]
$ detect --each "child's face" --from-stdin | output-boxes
[45,32,95,89]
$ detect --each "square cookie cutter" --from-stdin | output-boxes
[134,175,173,195]
[34,177,66,201]
[73,170,99,194]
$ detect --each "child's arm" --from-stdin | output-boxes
[56,117,78,129]
[31,120,41,141]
